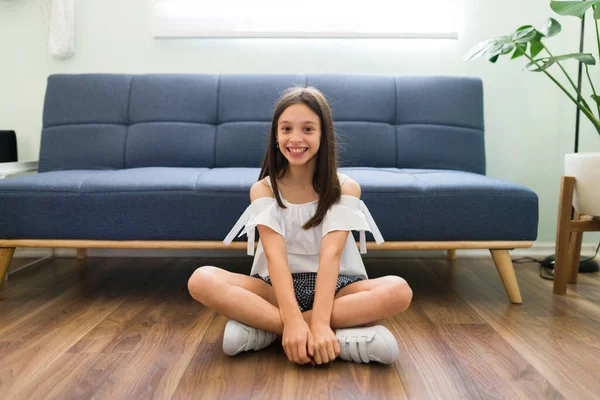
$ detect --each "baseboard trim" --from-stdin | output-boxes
[11,242,600,260]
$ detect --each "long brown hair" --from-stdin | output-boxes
[258,86,340,229]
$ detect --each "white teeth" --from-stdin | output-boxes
[288,148,308,153]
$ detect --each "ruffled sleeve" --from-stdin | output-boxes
[321,195,385,254]
[223,197,284,256]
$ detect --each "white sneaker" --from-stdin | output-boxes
[222,319,278,356]
[335,325,400,364]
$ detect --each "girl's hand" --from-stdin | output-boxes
[282,317,315,365]
[310,323,340,365]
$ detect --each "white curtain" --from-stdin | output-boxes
[43,0,75,59]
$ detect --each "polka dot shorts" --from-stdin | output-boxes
[251,272,364,313]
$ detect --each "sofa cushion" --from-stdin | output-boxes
[39,74,485,174]
[39,125,128,171]
[340,167,538,241]
[0,167,537,242]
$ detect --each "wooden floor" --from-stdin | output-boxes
[1,256,600,400]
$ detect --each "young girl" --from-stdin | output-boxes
[188,87,413,366]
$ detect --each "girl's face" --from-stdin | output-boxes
[277,103,321,166]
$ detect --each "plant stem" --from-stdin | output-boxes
[523,53,600,133]
[595,12,600,62]
[543,45,592,112]
[543,45,580,93]
[595,15,600,134]
[585,64,600,120]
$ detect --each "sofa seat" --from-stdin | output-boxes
[0,167,537,242]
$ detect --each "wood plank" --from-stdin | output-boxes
[497,260,600,322]
[467,259,574,318]
[0,258,86,319]
[247,346,289,400]
[369,258,484,325]
[563,269,600,304]
[388,302,482,400]
[67,260,189,354]
[0,285,128,398]
[7,257,42,273]
[535,316,600,355]
[0,258,164,398]
[4,256,600,398]
[426,258,600,400]
[174,340,261,400]
[8,352,127,400]
[89,268,215,399]
[0,259,131,342]
[175,313,331,400]
[436,324,563,399]
[477,258,600,326]
[328,361,407,400]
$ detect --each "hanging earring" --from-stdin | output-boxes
[276,142,279,148]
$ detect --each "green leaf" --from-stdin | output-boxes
[481,38,512,60]
[510,26,537,43]
[463,39,497,60]
[539,18,562,37]
[512,43,527,59]
[547,52,596,64]
[482,42,504,59]
[501,41,516,55]
[489,54,500,63]
[515,24,533,31]
[550,0,600,18]
[530,37,545,58]
[592,94,600,105]
[526,52,596,72]
[595,5,600,19]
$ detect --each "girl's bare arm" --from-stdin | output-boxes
[312,230,348,326]
[251,181,303,323]
[312,178,362,326]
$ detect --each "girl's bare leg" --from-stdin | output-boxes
[304,276,413,329]
[188,266,310,335]
[188,267,411,334]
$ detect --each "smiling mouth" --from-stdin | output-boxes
[287,147,308,154]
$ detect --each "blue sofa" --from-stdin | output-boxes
[0,74,538,303]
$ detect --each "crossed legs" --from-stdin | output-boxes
[187,266,413,335]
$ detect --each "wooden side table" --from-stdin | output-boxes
[553,176,600,294]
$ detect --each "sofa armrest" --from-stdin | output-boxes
[0,161,39,179]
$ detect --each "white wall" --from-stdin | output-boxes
[2,0,599,248]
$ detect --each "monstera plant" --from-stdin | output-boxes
[465,1,600,217]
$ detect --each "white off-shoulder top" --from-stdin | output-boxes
[223,173,384,280]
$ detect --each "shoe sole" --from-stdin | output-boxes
[374,325,400,364]
[223,320,243,356]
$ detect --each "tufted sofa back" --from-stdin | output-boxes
[39,74,485,174]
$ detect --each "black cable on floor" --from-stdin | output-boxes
[510,240,600,280]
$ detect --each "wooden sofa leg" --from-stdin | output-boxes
[490,249,522,304]
[0,248,16,300]
[447,249,456,260]
[76,248,87,260]
[76,248,87,279]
